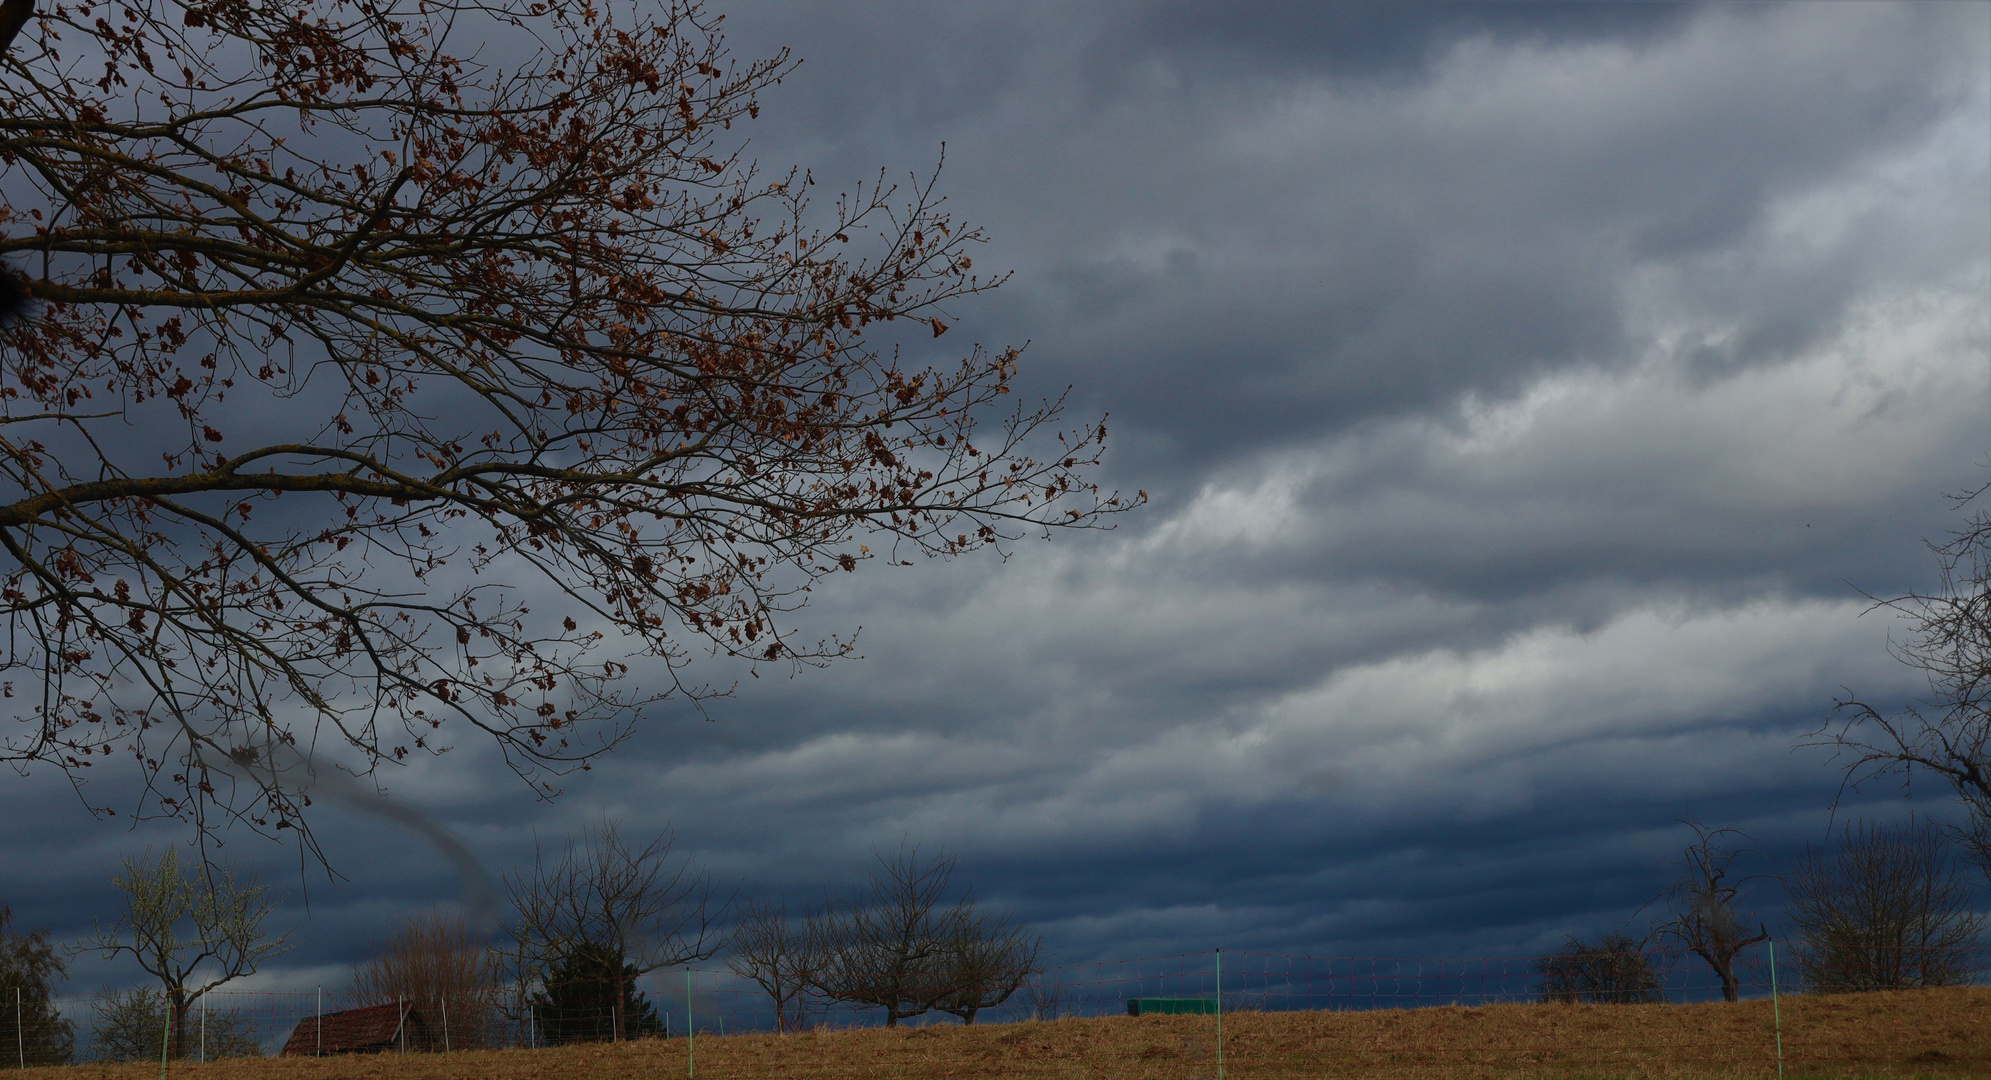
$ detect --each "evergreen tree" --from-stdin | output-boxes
[530,944,662,1045]
[0,904,74,1065]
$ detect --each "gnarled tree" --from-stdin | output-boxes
[1644,822,1768,1003]
[0,1,1137,851]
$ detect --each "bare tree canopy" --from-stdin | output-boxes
[1643,821,1768,1003]
[933,907,1038,1025]
[726,895,819,1033]
[81,848,290,1058]
[503,818,717,1041]
[1783,817,1984,993]
[1533,934,1664,1006]
[811,841,1039,1028]
[351,905,499,1050]
[0,0,1139,852]
[1815,483,1991,882]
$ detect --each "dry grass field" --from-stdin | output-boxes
[23,986,1987,1080]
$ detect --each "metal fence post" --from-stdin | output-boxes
[442,999,450,1053]
[198,993,205,1063]
[315,986,321,1057]
[1215,949,1224,1080]
[16,985,23,1069]
[1767,938,1785,1080]
[685,969,694,1080]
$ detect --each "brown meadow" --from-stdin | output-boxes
[21,986,1987,1080]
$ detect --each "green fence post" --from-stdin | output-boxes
[1767,937,1784,1080]
[157,992,171,1080]
[685,968,694,1080]
[1215,948,1224,1080]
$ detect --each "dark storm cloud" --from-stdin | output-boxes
[5,0,1987,1007]
[745,3,1971,422]
[1128,1,1705,83]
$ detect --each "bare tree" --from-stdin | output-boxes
[1783,818,1985,992]
[934,909,1039,1025]
[813,842,1036,1028]
[351,905,499,1050]
[82,849,290,1058]
[726,895,822,1033]
[813,843,961,1027]
[1016,978,1068,1023]
[1534,934,1665,1005]
[1814,482,1991,883]
[504,819,720,1041]
[0,0,1140,857]
[1644,822,1769,1003]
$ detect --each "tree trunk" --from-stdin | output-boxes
[169,987,190,1060]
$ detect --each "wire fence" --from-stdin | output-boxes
[4,942,1986,1075]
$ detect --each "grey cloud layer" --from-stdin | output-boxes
[6,1,1986,987]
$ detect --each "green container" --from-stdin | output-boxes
[1126,997,1218,1016]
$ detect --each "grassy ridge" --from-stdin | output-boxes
[25,986,1987,1079]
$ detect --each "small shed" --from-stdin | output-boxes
[279,1001,431,1056]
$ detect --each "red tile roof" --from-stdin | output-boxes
[279,1002,430,1056]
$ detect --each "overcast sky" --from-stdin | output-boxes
[8,0,1989,1008]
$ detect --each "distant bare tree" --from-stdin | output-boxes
[82,850,289,1058]
[1644,822,1769,1002]
[813,842,1038,1028]
[812,843,960,1028]
[351,906,499,1050]
[727,896,822,1033]
[1534,934,1665,1005]
[1783,818,1985,992]
[504,819,721,1041]
[1016,978,1069,1022]
[1814,482,1991,884]
[934,910,1040,1025]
